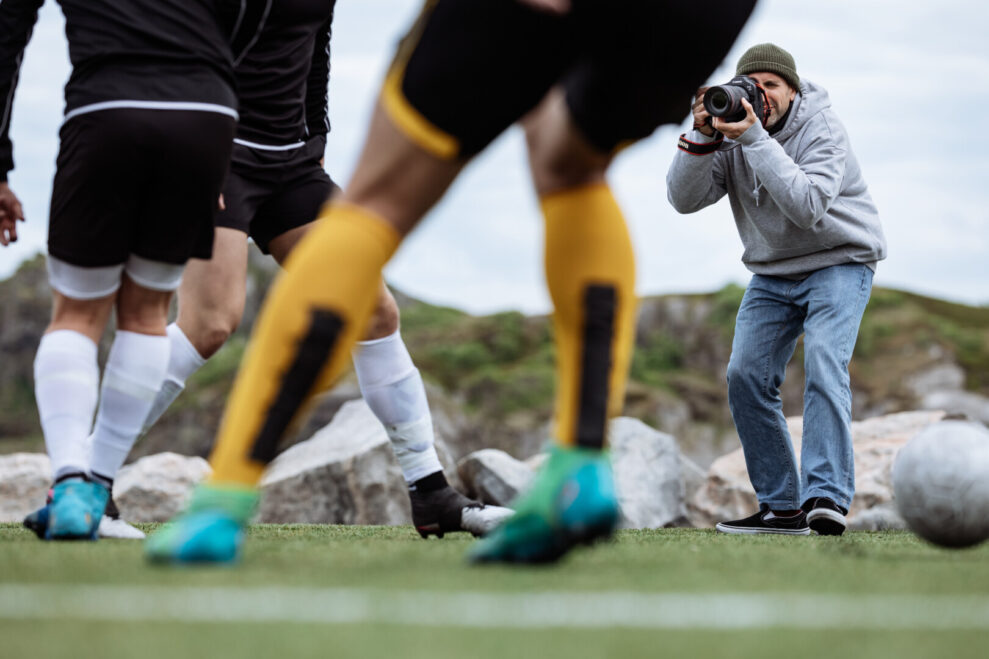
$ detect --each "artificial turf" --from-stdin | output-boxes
[2,524,987,658]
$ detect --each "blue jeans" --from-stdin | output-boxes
[726,264,873,511]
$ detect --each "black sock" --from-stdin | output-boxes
[410,471,447,493]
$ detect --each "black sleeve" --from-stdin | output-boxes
[304,9,333,139]
[0,0,44,182]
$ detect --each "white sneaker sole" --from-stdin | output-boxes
[98,516,145,540]
[715,522,811,535]
[806,507,847,533]
[461,505,514,537]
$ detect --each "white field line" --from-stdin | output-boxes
[1,585,988,630]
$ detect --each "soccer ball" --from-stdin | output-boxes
[892,420,989,548]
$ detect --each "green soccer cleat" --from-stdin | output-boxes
[145,483,258,565]
[46,477,109,541]
[468,446,620,564]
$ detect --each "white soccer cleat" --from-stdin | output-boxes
[98,515,146,539]
[461,504,514,537]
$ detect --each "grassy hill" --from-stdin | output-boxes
[1,253,987,465]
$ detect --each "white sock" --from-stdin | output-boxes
[140,323,206,434]
[33,330,100,480]
[89,331,170,481]
[353,330,443,484]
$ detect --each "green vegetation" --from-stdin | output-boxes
[2,524,988,658]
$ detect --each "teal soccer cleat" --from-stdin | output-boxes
[145,483,258,565]
[468,446,620,564]
[46,477,109,541]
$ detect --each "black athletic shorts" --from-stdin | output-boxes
[384,0,757,158]
[214,136,339,254]
[48,108,236,267]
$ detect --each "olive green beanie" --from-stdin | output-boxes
[736,43,800,91]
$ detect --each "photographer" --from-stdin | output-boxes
[666,43,886,536]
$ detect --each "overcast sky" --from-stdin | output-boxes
[2,0,987,314]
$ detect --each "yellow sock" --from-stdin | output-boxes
[209,203,401,485]
[541,182,637,449]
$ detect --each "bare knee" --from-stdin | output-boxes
[362,284,400,340]
[180,308,241,359]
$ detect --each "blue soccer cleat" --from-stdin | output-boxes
[145,483,258,565]
[468,446,620,564]
[46,478,109,541]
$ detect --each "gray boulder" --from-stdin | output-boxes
[610,417,690,528]
[457,449,534,506]
[114,452,211,522]
[689,410,947,527]
[457,417,692,529]
[258,399,458,524]
[0,453,50,522]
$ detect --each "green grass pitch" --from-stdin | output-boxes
[2,524,988,659]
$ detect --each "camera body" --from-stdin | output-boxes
[703,75,771,127]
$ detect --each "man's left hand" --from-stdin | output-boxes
[712,98,758,140]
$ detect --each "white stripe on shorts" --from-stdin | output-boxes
[63,100,239,124]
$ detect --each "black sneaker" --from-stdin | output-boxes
[716,508,811,535]
[409,485,513,539]
[801,497,847,536]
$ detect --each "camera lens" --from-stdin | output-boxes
[707,89,731,114]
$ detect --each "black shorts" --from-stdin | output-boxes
[386,0,756,157]
[215,136,339,254]
[48,108,236,267]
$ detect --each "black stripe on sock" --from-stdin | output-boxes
[250,308,344,463]
[575,285,616,449]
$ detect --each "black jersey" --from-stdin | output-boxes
[0,0,237,180]
[229,0,335,147]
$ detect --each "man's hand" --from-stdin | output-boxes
[0,182,25,247]
[712,98,757,140]
[691,87,716,138]
[516,0,571,15]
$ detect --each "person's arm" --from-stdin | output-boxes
[304,12,333,143]
[666,87,729,214]
[0,0,44,183]
[0,0,43,246]
[720,99,846,230]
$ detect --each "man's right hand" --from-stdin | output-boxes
[0,182,24,247]
[691,87,716,138]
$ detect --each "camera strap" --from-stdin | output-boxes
[677,133,723,156]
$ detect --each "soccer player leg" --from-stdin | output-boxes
[31,261,119,540]
[471,92,634,564]
[140,228,249,435]
[354,282,512,538]
[86,262,182,540]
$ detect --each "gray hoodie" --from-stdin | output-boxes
[666,79,886,277]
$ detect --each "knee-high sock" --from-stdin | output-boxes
[541,182,637,450]
[353,330,443,484]
[140,323,206,435]
[209,203,401,485]
[89,331,170,481]
[34,330,100,480]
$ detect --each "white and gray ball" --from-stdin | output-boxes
[892,420,989,548]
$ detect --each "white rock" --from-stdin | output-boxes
[689,410,947,527]
[457,449,534,506]
[609,417,690,528]
[0,453,51,522]
[115,452,212,522]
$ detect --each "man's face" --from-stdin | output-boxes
[747,72,797,128]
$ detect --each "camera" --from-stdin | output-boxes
[703,75,770,126]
